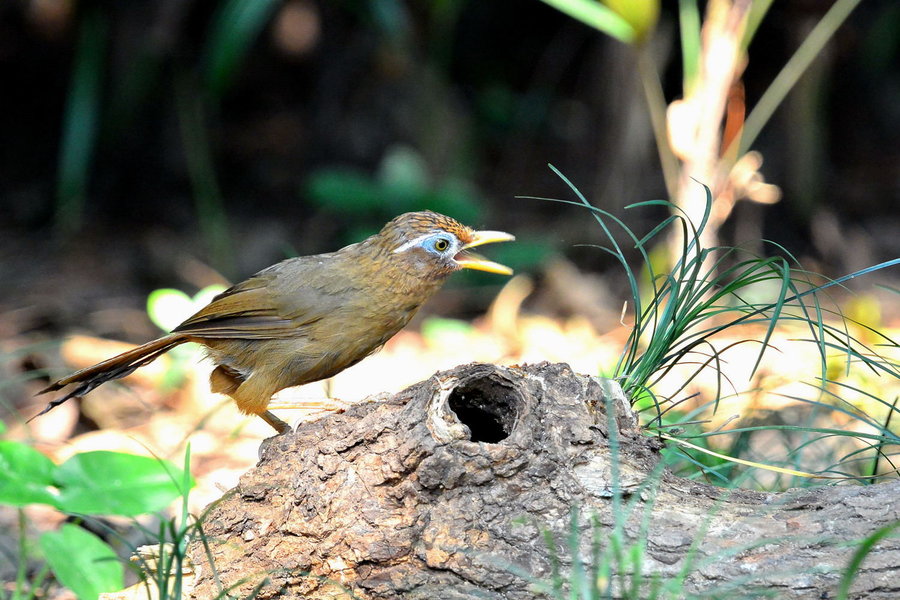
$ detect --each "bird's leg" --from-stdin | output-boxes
[211,366,291,435]
[260,410,292,434]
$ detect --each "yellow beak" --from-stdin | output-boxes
[454,230,516,275]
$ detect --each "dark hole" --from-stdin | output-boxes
[447,377,520,443]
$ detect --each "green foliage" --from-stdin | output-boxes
[39,524,124,600]
[836,520,900,600]
[203,0,281,100]
[52,1,282,271]
[56,8,106,234]
[552,168,896,396]
[421,317,475,348]
[0,443,191,516]
[486,239,556,275]
[542,0,862,199]
[734,0,863,156]
[307,144,552,273]
[175,76,235,277]
[147,286,227,333]
[306,145,483,240]
[147,285,226,389]
[677,0,701,94]
[527,167,900,485]
[130,446,197,600]
[536,0,636,44]
[601,0,659,43]
[54,451,191,517]
[1,440,193,600]
[0,441,57,506]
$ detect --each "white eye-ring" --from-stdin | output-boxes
[432,237,451,252]
[393,233,456,255]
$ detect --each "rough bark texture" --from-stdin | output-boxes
[190,362,900,599]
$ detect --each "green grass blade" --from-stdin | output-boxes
[175,74,235,277]
[537,0,636,44]
[204,0,281,100]
[56,8,106,234]
[837,520,900,600]
[742,0,775,50]
[736,0,863,155]
[678,0,701,94]
[690,425,896,446]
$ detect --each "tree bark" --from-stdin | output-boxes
[190,362,900,599]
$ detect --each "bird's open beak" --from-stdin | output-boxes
[454,230,516,275]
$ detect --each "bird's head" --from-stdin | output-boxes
[376,211,515,280]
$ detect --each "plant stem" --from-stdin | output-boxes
[636,44,679,200]
[175,74,235,278]
[735,0,862,156]
[15,509,28,600]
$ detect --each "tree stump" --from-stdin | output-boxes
[190,362,900,599]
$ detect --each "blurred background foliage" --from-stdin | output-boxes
[0,0,898,336]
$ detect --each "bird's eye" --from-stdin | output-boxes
[433,237,451,252]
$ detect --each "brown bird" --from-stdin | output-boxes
[34,211,514,433]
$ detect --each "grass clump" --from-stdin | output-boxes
[525,166,899,485]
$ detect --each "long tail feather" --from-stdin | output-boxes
[30,334,187,421]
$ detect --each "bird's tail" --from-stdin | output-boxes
[30,333,188,421]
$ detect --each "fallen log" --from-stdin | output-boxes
[190,362,900,599]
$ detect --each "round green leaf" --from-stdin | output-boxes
[305,169,385,212]
[378,145,430,193]
[0,440,60,507]
[54,451,191,516]
[420,318,476,352]
[40,524,123,600]
[147,288,193,332]
[193,284,227,307]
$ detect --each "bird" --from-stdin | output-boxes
[32,211,515,434]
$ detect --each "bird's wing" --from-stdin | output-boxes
[173,257,345,340]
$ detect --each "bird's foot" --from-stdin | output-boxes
[257,411,292,460]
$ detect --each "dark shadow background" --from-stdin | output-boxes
[1,0,898,340]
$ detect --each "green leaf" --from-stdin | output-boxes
[54,451,191,517]
[40,524,123,600]
[305,169,386,212]
[147,288,193,332]
[743,0,775,49]
[0,441,59,507]
[482,239,553,270]
[538,0,635,44]
[603,0,659,43]
[421,317,475,347]
[204,0,280,99]
[378,145,430,194]
[193,284,227,308]
[422,179,482,225]
[837,520,900,600]
[147,285,226,333]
